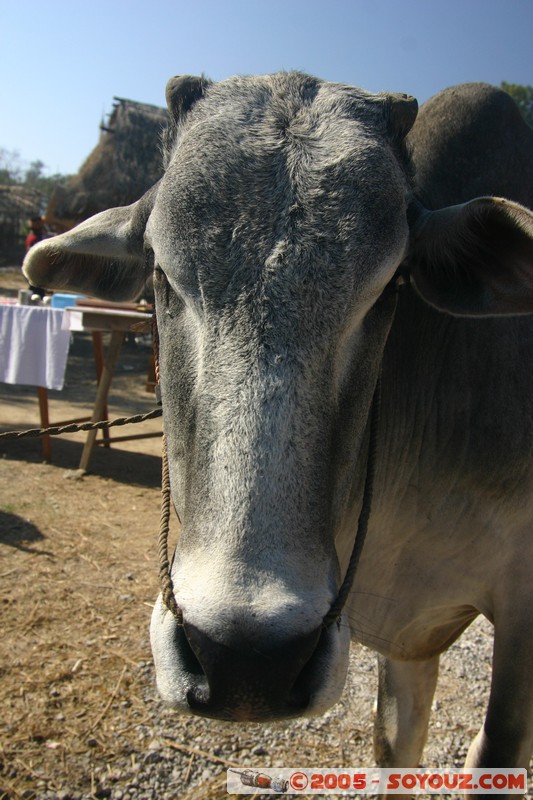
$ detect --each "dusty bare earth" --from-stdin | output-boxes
[0,267,530,800]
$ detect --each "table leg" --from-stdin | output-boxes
[78,330,124,472]
[91,331,110,447]
[37,386,51,463]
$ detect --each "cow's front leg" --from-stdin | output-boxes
[465,612,533,800]
[374,654,439,767]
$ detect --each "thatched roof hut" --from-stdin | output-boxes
[48,97,168,230]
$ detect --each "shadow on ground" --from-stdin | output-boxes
[0,433,162,489]
[0,509,52,555]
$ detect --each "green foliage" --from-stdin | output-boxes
[0,147,72,200]
[0,147,23,184]
[500,82,533,128]
[22,158,71,195]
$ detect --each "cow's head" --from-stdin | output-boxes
[24,73,533,722]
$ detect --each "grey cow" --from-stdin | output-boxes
[24,73,533,792]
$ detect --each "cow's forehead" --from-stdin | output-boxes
[151,73,411,319]
[165,72,388,154]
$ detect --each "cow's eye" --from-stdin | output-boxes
[153,264,167,288]
[144,246,155,270]
[153,265,182,319]
[144,247,156,288]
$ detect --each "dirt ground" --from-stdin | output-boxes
[0,267,530,800]
[0,267,166,798]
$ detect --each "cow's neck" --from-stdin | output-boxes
[379,286,532,502]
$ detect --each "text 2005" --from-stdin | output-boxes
[310,773,367,790]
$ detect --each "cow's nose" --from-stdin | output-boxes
[180,620,325,721]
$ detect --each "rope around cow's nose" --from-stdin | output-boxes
[158,434,183,623]
[151,314,183,624]
[152,276,382,628]
[155,370,381,631]
[322,375,380,627]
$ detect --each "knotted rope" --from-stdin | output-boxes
[158,437,183,622]
[151,314,183,623]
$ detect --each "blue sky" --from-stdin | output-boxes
[1,0,532,176]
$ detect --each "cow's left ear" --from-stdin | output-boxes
[386,93,418,139]
[407,196,533,316]
[23,183,157,302]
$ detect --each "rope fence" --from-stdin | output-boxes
[0,407,162,441]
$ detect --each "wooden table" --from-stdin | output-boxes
[62,306,160,472]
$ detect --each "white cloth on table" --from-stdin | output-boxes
[0,305,71,390]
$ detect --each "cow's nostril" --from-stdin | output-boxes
[287,681,311,710]
[288,624,331,709]
[173,621,205,677]
[186,683,210,709]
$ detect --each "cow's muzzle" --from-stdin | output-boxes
[182,621,325,721]
[151,600,349,721]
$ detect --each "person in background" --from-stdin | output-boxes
[25,216,45,250]
[25,216,46,300]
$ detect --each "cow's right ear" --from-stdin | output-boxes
[165,75,210,122]
[407,196,533,316]
[23,183,158,302]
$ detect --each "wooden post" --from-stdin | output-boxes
[91,331,110,447]
[78,331,124,472]
[37,386,51,462]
